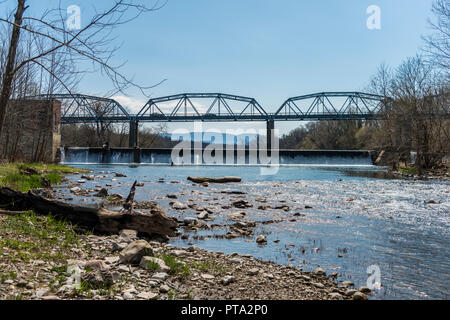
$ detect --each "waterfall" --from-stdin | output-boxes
[60,147,374,166]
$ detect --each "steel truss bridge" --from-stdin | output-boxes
[26,91,449,148]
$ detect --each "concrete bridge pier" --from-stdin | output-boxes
[129,120,141,163]
[129,120,139,148]
[266,120,275,152]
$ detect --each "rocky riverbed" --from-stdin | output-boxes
[0,218,370,300]
[2,164,448,300]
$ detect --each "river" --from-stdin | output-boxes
[60,164,450,300]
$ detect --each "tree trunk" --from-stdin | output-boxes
[0,186,179,237]
[187,176,242,183]
[0,0,27,138]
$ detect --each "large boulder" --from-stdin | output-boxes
[171,202,188,210]
[85,260,108,271]
[197,211,209,220]
[256,235,267,244]
[94,188,108,197]
[119,240,153,265]
[81,270,114,289]
[183,217,198,225]
[228,211,246,220]
[312,267,326,276]
[140,256,170,272]
[352,291,368,300]
[119,229,138,242]
[221,275,235,285]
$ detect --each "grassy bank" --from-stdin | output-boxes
[397,166,420,175]
[0,163,88,192]
[393,163,449,179]
[0,211,90,300]
[0,211,80,264]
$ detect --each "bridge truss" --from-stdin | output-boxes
[274,92,390,120]
[136,93,267,122]
[25,91,449,124]
[29,94,130,123]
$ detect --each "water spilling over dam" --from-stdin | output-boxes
[60,147,375,166]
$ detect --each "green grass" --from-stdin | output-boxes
[0,211,79,263]
[45,172,63,184]
[50,265,68,275]
[73,280,93,294]
[1,173,46,192]
[145,260,161,272]
[49,265,69,290]
[73,279,114,296]
[1,271,17,283]
[0,238,36,251]
[15,163,88,174]
[168,289,177,300]
[6,294,23,300]
[0,163,88,192]
[158,255,227,278]
[2,211,78,246]
[189,259,227,274]
[160,254,191,278]
[399,167,419,175]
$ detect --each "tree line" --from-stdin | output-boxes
[0,0,165,161]
[280,1,449,171]
[61,123,174,149]
[0,0,448,169]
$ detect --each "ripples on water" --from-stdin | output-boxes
[64,165,450,300]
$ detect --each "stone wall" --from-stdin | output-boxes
[0,99,61,163]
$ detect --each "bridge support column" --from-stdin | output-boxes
[266,120,275,152]
[129,120,140,163]
[129,120,139,148]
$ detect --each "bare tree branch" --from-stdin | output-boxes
[0,0,167,141]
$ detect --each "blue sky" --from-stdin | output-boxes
[1,0,436,134]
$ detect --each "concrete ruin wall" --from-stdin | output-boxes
[0,99,61,163]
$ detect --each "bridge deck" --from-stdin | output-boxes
[60,113,385,123]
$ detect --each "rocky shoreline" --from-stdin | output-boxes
[389,165,450,181]
[10,165,445,300]
[389,171,450,181]
[0,221,371,300]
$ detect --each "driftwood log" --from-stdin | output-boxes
[0,182,178,237]
[187,176,242,183]
[0,209,25,216]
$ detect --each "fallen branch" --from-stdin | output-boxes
[122,181,137,213]
[0,186,178,237]
[187,176,242,183]
[0,209,26,216]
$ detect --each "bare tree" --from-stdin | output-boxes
[139,123,169,148]
[422,0,450,76]
[0,0,166,139]
[0,0,27,135]
[368,63,393,97]
[61,122,173,149]
[368,56,449,171]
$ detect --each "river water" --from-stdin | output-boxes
[61,164,450,300]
